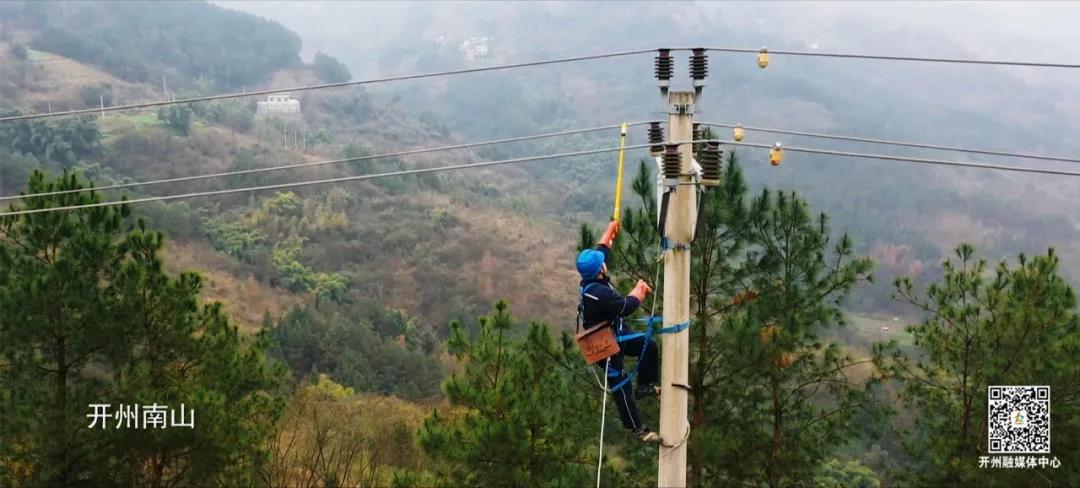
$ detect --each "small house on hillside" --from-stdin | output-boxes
[461,36,492,61]
[257,94,301,115]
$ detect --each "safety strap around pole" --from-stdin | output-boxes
[606,317,690,393]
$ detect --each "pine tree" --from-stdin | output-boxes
[410,301,622,487]
[0,171,284,486]
[0,170,131,485]
[886,244,1080,487]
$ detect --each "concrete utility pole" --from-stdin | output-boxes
[658,89,696,488]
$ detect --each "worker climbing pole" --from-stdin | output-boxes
[580,48,712,488]
[577,120,665,488]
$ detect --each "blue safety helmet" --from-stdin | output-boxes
[576,249,605,279]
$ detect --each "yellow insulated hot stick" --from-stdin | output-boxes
[612,123,628,221]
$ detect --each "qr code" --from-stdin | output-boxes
[988,386,1050,454]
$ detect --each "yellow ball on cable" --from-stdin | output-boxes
[770,142,784,166]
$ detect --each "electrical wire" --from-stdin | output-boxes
[8,43,1077,124]
[0,48,657,123]
[704,46,1080,69]
[0,139,699,217]
[8,138,1080,218]
[720,140,1080,176]
[699,121,1080,164]
[0,121,659,202]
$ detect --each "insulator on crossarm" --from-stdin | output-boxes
[648,122,664,156]
[770,142,784,166]
[662,144,682,179]
[700,141,723,187]
[690,48,708,95]
[655,49,673,96]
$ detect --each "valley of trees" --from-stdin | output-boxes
[2,1,1080,487]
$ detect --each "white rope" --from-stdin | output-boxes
[596,356,610,488]
[595,202,667,487]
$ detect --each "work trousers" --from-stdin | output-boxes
[598,335,659,431]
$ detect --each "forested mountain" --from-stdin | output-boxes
[12,1,300,90]
[233,1,1080,316]
[3,1,1080,486]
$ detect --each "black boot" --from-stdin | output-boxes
[635,426,661,444]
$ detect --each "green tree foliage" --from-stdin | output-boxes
[815,459,881,488]
[197,99,255,133]
[310,272,348,306]
[157,105,193,136]
[408,301,619,487]
[78,82,113,109]
[261,376,427,488]
[0,150,42,195]
[21,1,300,88]
[309,128,332,148]
[272,235,315,292]
[313,51,352,83]
[0,115,100,167]
[0,171,285,486]
[268,191,304,218]
[202,213,266,263]
[271,304,442,400]
[884,244,1080,486]
[228,150,266,188]
[306,90,374,128]
[201,192,349,296]
[609,151,877,487]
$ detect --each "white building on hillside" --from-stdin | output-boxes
[461,36,492,61]
[257,94,301,115]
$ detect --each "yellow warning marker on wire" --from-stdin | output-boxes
[733,123,745,142]
[770,142,784,166]
[612,123,629,221]
[758,47,770,69]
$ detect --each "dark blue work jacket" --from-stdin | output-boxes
[579,244,641,334]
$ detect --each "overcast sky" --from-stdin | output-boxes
[219,1,1080,89]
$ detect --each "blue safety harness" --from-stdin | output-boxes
[578,283,690,393]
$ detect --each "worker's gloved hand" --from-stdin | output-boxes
[629,280,652,302]
[598,220,620,248]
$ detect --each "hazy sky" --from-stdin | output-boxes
[218,1,1080,90]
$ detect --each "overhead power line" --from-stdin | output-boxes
[724,140,1080,176]
[699,121,1080,164]
[0,49,656,123]
[2,117,1065,204]
[6,138,1080,217]
[0,121,657,202]
[704,46,1080,69]
[0,139,687,217]
[7,44,1077,124]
